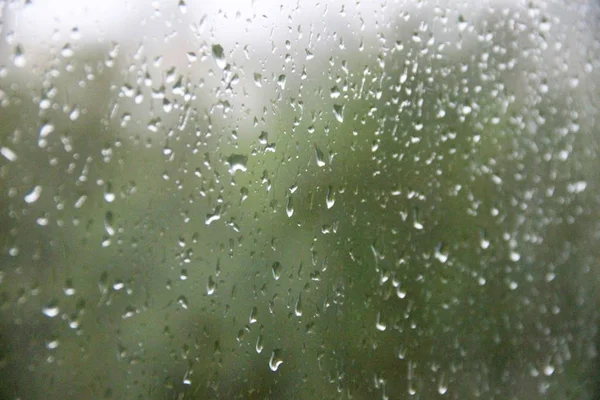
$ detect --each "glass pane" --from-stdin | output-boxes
[1,0,599,398]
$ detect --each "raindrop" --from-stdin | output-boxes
[480,230,490,249]
[285,195,294,217]
[178,295,189,310]
[272,261,282,280]
[333,104,344,123]
[255,334,264,353]
[42,301,60,318]
[294,294,303,317]
[227,154,248,175]
[509,251,521,262]
[24,185,42,204]
[277,74,286,90]
[178,0,187,14]
[253,73,262,87]
[104,182,116,203]
[207,275,216,295]
[376,311,387,331]
[326,185,335,209]
[314,144,326,167]
[438,373,448,395]
[104,211,115,236]
[0,147,17,162]
[249,306,258,324]
[13,45,26,67]
[434,243,448,263]
[413,207,424,230]
[205,207,221,225]
[212,44,226,69]
[269,349,283,371]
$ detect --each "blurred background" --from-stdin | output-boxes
[1,0,599,398]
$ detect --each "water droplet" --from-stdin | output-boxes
[510,251,521,262]
[104,183,116,203]
[434,243,448,263]
[104,211,115,236]
[277,74,286,90]
[253,73,262,87]
[0,147,17,161]
[212,44,226,69]
[227,154,248,175]
[269,349,283,371]
[13,45,26,67]
[314,144,326,167]
[326,185,335,209]
[24,185,42,204]
[46,338,60,350]
[480,230,490,249]
[294,294,303,317]
[178,0,187,14]
[272,261,282,280]
[285,195,294,217]
[249,306,258,324]
[205,207,221,225]
[438,373,448,395]
[207,275,216,295]
[255,334,264,353]
[413,207,424,230]
[333,104,344,122]
[178,295,189,310]
[375,311,387,331]
[42,301,60,318]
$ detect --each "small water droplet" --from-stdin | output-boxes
[255,334,264,353]
[249,306,258,324]
[205,207,221,225]
[269,349,283,371]
[104,182,116,203]
[42,301,60,318]
[272,261,282,280]
[104,211,115,236]
[207,275,216,295]
[285,195,294,217]
[46,338,60,350]
[376,311,387,331]
[438,373,448,395]
[178,295,189,310]
[333,104,344,122]
[434,243,448,263]
[510,251,521,262]
[0,147,17,161]
[314,144,326,167]
[13,45,26,67]
[294,294,303,317]
[326,185,335,209]
[212,44,226,69]
[277,74,286,90]
[178,0,187,14]
[253,73,262,87]
[24,185,42,204]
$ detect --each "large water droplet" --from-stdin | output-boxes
[227,154,248,175]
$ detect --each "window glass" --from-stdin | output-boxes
[1,1,599,398]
